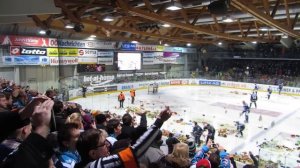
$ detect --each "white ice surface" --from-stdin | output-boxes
[73,85,300,167]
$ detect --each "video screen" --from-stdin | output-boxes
[117,52,141,70]
[77,64,105,73]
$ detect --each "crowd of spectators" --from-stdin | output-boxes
[0,77,261,168]
[203,59,300,86]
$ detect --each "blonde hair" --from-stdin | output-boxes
[171,143,189,159]
[66,113,83,129]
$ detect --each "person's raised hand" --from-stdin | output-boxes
[31,99,54,138]
[19,95,49,120]
[158,106,172,122]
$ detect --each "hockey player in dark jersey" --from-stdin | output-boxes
[242,101,250,123]
[249,91,258,108]
[267,86,272,100]
[254,84,259,91]
[278,83,283,95]
[235,121,245,137]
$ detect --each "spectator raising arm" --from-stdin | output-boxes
[2,98,54,168]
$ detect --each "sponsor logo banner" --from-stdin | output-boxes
[0,35,57,47]
[121,43,136,50]
[78,49,97,57]
[97,51,114,57]
[170,80,182,85]
[57,39,116,49]
[3,56,49,65]
[142,52,180,64]
[97,57,114,65]
[83,75,115,82]
[20,47,47,56]
[78,57,97,64]
[93,86,117,92]
[10,46,21,55]
[49,57,78,65]
[47,48,59,57]
[58,48,78,56]
[199,80,221,86]
[136,44,163,51]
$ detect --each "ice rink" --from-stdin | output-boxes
[73,85,300,166]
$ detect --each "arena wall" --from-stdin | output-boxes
[68,79,300,100]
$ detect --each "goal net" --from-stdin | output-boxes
[148,83,158,94]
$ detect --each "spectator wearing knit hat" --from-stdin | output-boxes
[196,159,211,168]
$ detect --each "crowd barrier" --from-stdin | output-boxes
[68,79,300,100]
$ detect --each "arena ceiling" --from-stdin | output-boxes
[0,0,299,47]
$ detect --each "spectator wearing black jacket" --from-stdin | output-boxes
[166,132,180,154]
[119,112,147,144]
[1,96,55,168]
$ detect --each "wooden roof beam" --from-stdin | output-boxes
[123,4,266,42]
[231,0,300,38]
[283,0,291,27]
[82,19,213,44]
[54,0,81,23]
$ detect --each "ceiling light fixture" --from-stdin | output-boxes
[131,41,138,44]
[260,27,269,31]
[282,35,288,39]
[90,35,96,38]
[65,23,75,29]
[187,43,191,46]
[103,16,114,22]
[218,42,222,45]
[252,41,257,44]
[39,30,46,35]
[222,16,234,23]
[162,24,171,28]
[166,1,183,11]
[164,43,169,46]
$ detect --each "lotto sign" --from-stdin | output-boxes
[10,46,21,55]
[20,47,47,56]
[47,48,59,57]
[78,49,97,57]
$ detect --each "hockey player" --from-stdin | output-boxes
[235,121,245,137]
[249,91,258,108]
[278,83,283,95]
[267,86,272,100]
[254,84,259,91]
[242,101,250,123]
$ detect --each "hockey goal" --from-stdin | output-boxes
[148,83,158,94]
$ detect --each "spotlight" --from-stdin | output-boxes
[90,35,96,38]
[187,43,191,46]
[74,23,84,32]
[208,0,230,15]
[46,30,51,36]
[131,41,138,44]
[218,42,222,45]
